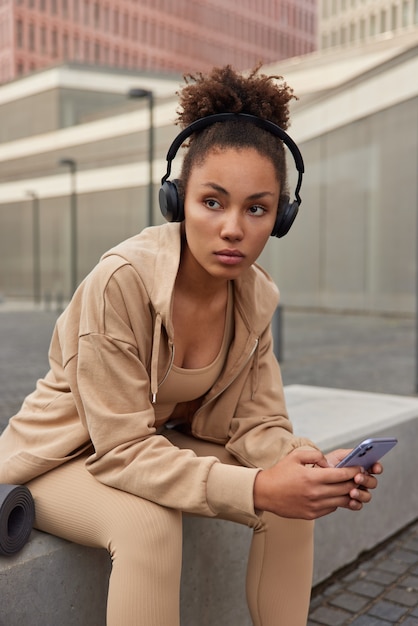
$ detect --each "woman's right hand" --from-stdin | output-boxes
[253,448,365,520]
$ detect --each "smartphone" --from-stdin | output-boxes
[336,437,397,470]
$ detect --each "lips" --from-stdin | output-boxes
[214,249,245,265]
[215,249,244,257]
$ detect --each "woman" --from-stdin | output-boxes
[0,65,381,626]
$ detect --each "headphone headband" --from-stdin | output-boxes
[161,113,304,204]
[159,112,305,237]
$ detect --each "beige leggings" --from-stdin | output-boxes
[27,431,313,626]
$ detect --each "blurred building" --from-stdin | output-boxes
[319,0,418,50]
[0,32,416,313]
[0,0,317,86]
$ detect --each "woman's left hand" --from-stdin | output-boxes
[325,449,383,511]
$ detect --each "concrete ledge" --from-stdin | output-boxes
[0,532,110,626]
[287,385,418,584]
[1,385,418,626]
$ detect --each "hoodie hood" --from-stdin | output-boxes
[101,222,279,337]
[101,223,182,341]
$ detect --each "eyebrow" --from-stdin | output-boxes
[202,182,275,200]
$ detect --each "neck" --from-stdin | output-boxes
[176,240,229,300]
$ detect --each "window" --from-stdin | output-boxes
[84,38,90,60]
[63,32,69,58]
[391,3,398,29]
[402,0,410,25]
[16,19,23,48]
[370,13,376,35]
[28,22,35,50]
[380,9,387,32]
[359,17,366,39]
[74,34,80,58]
[84,0,90,25]
[94,2,100,28]
[132,16,138,39]
[52,28,58,56]
[41,25,47,53]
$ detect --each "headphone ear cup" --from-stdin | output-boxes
[271,200,299,238]
[159,179,184,223]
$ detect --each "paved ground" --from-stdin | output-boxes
[0,302,417,624]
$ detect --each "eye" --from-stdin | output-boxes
[248,205,266,217]
[204,198,222,210]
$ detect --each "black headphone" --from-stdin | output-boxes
[159,112,304,238]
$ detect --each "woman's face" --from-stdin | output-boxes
[182,146,280,284]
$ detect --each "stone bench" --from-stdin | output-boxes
[1,385,418,626]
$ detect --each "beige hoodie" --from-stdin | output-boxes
[0,223,316,519]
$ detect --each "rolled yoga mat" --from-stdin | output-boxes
[0,484,35,556]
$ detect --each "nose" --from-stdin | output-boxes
[220,209,244,241]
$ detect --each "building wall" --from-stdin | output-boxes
[0,0,317,85]
[0,65,181,142]
[319,0,418,50]
[0,51,416,315]
[264,95,417,314]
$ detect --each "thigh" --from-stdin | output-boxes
[28,456,183,626]
[27,454,181,552]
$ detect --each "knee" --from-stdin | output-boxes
[255,512,314,541]
[108,497,182,566]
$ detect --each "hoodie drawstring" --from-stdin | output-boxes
[251,339,260,400]
[150,313,162,403]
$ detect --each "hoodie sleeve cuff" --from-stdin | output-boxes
[206,461,261,520]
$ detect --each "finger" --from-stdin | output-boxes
[368,462,383,475]
[321,494,356,513]
[355,472,378,489]
[349,487,372,504]
[293,448,329,467]
[348,499,363,511]
[318,466,361,484]
[310,479,360,503]
[312,457,330,469]
[325,449,352,467]
[337,494,367,511]
[307,495,352,519]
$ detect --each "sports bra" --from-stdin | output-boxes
[154,282,234,424]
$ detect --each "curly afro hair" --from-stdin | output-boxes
[174,65,298,209]
[177,64,295,131]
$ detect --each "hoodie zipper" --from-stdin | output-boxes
[152,341,175,404]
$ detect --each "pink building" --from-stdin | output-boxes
[0,0,317,85]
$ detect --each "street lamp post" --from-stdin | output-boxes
[128,88,154,227]
[58,158,78,297]
[26,190,41,305]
